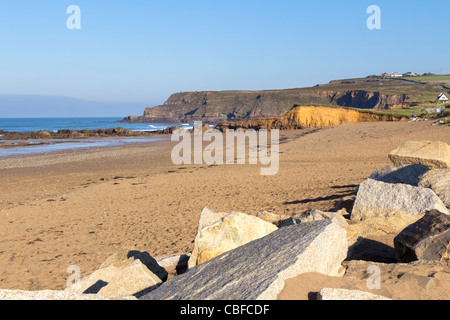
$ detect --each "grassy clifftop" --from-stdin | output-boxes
[121,77,450,123]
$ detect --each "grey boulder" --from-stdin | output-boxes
[369,164,429,186]
[351,179,448,221]
[140,220,347,300]
[418,168,450,209]
[394,210,450,265]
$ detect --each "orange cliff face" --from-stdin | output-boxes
[215,106,407,131]
[281,106,406,128]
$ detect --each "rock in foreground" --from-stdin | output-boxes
[369,164,430,186]
[394,210,450,264]
[97,260,164,297]
[388,141,450,169]
[351,179,448,221]
[141,220,347,300]
[188,210,278,268]
[418,168,450,209]
[72,246,167,297]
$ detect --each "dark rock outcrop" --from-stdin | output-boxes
[0,127,178,140]
[394,210,450,265]
[336,91,409,110]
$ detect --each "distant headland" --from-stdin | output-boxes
[119,75,450,125]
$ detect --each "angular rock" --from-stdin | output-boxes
[141,220,348,300]
[98,260,163,297]
[74,246,167,295]
[256,211,290,226]
[369,164,430,186]
[188,211,278,268]
[156,253,190,275]
[0,289,136,300]
[279,209,348,229]
[394,210,450,265]
[156,254,190,269]
[388,141,450,169]
[418,168,450,208]
[195,207,230,235]
[186,207,230,270]
[97,246,166,277]
[317,288,391,300]
[75,265,121,294]
[351,179,448,221]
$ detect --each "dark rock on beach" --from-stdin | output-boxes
[394,210,450,265]
[0,127,176,140]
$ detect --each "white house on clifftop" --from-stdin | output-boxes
[435,93,449,104]
[390,72,403,77]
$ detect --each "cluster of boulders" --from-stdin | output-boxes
[0,140,448,300]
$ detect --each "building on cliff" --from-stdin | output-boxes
[435,93,449,104]
[390,72,403,78]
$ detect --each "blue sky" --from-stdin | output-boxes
[0,0,449,117]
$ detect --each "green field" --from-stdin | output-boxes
[401,75,450,83]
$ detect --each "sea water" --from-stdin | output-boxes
[0,117,192,157]
[0,117,192,133]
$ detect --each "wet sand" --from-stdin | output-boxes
[0,120,449,297]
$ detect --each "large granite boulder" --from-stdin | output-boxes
[141,220,348,300]
[394,210,450,265]
[193,207,230,235]
[72,246,167,297]
[97,260,164,297]
[418,168,450,209]
[351,179,448,221]
[188,211,278,268]
[388,141,450,169]
[369,164,430,186]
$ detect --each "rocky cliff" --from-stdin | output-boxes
[214,106,407,131]
[120,87,410,124]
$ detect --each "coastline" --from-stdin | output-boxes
[0,120,448,297]
[0,136,170,159]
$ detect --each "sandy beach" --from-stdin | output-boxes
[0,120,449,298]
